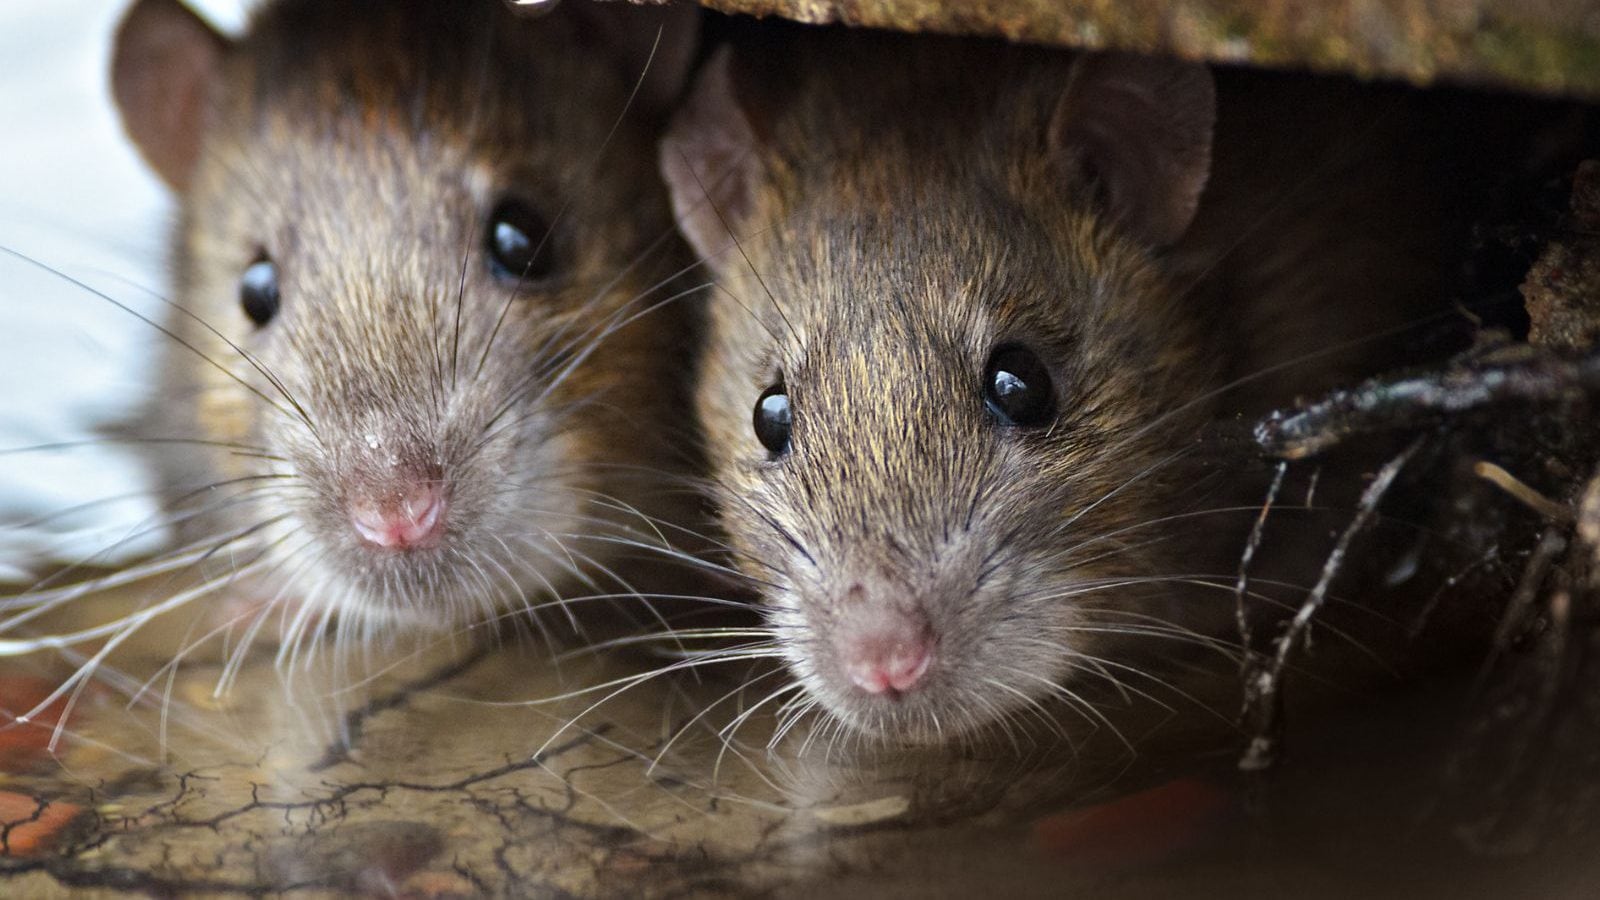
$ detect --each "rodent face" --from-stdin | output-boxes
[665,39,1221,744]
[182,124,621,630]
[703,192,1216,743]
[115,0,696,633]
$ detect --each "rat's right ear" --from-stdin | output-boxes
[659,48,766,272]
[1048,51,1216,247]
[564,0,700,118]
[111,0,228,192]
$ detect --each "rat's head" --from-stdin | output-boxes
[112,0,697,632]
[662,37,1222,744]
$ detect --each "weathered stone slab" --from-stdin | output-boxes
[634,0,1600,98]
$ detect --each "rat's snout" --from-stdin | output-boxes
[347,480,448,551]
[843,630,934,696]
[834,590,936,697]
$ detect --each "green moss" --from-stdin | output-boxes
[690,0,1600,98]
[1213,8,1257,42]
[1470,19,1600,94]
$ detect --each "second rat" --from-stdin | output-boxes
[99,0,700,656]
[662,29,1519,745]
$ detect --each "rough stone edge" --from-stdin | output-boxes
[616,0,1600,99]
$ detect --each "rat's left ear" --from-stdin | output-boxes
[111,0,230,192]
[1048,51,1216,247]
[658,48,766,271]
[567,0,700,116]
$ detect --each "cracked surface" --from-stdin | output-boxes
[0,585,1183,897]
[3,573,1600,898]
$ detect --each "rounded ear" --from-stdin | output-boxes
[111,0,229,192]
[1049,51,1216,247]
[659,48,765,270]
[567,0,700,116]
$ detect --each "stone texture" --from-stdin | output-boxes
[1524,160,1600,350]
[645,0,1600,97]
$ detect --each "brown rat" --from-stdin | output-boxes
[662,29,1508,745]
[107,0,701,649]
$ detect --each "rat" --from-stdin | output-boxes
[105,0,701,653]
[660,28,1519,746]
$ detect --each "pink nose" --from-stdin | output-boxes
[842,630,935,696]
[349,484,447,550]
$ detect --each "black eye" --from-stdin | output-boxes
[983,343,1055,428]
[239,257,280,327]
[753,382,791,455]
[486,199,557,281]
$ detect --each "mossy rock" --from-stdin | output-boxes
[641,0,1600,98]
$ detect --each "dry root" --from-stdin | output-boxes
[1235,159,1600,853]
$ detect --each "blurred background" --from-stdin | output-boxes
[0,0,245,578]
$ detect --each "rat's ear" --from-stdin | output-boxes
[111,0,228,192]
[1049,51,1215,247]
[567,0,700,116]
[659,48,766,270]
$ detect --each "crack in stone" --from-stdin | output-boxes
[308,642,495,773]
[0,794,49,856]
[0,723,646,895]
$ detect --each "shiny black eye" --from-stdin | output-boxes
[239,257,280,327]
[486,199,556,281]
[753,382,791,455]
[983,343,1055,428]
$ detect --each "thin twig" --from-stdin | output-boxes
[1235,461,1289,656]
[1240,439,1419,771]
[1256,348,1600,459]
[1472,460,1574,523]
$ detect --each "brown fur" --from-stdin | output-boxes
[114,0,701,638]
[664,28,1478,744]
